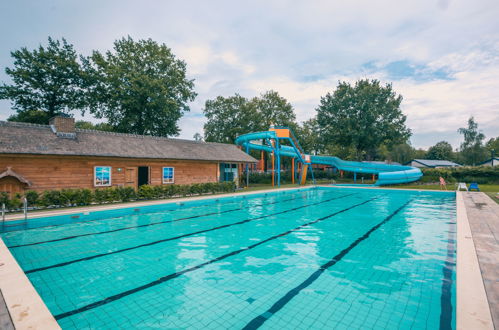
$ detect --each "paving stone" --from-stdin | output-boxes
[462,192,499,328]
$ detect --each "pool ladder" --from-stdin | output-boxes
[0,198,27,225]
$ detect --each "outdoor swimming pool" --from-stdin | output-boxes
[1,187,456,329]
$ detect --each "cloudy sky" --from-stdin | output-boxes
[1,0,498,149]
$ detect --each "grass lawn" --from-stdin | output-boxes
[385,183,499,204]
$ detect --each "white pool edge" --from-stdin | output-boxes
[456,191,493,329]
[0,238,60,329]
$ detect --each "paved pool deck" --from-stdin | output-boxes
[460,192,499,329]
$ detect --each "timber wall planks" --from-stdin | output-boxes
[0,154,220,193]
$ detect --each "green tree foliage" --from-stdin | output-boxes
[75,120,114,132]
[316,79,411,160]
[193,132,203,141]
[203,94,259,143]
[297,118,322,155]
[457,116,487,165]
[7,109,51,124]
[426,141,454,160]
[84,37,196,137]
[388,143,415,164]
[203,91,297,143]
[252,90,296,129]
[0,37,86,123]
[485,137,499,158]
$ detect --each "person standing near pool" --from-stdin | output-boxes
[439,176,447,190]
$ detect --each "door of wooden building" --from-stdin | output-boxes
[125,167,137,189]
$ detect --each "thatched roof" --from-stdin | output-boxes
[0,121,256,163]
[0,167,32,186]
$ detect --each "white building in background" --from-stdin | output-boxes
[405,159,462,168]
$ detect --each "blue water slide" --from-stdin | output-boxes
[235,131,422,186]
[310,155,422,185]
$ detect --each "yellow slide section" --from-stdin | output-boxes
[300,165,308,185]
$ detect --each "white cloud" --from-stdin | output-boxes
[0,0,498,149]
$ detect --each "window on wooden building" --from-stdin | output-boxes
[94,166,112,186]
[162,167,174,184]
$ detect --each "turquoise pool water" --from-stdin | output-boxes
[1,187,456,329]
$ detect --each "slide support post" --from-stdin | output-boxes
[245,144,250,187]
[271,151,275,187]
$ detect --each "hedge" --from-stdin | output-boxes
[1,182,236,212]
[243,170,338,184]
[420,167,499,184]
[244,167,499,185]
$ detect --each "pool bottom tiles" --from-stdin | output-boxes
[1,187,456,329]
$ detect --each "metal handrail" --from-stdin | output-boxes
[23,197,28,220]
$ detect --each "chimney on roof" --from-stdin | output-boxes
[49,115,76,138]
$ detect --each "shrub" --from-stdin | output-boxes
[176,185,190,197]
[138,185,155,199]
[25,190,40,206]
[40,190,64,207]
[60,189,80,206]
[8,197,23,210]
[221,181,236,192]
[0,192,9,207]
[115,186,136,202]
[93,188,108,204]
[76,189,93,205]
[163,184,177,198]
[189,183,203,196]
[421,167,499,184]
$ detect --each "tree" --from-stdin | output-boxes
[0,37,86,123]
[84,37,196,137]
[252,90,296,130]
[75,120,114,132]
[485,137,499,158]
[193,132,203,141]
[203,94,259,143]
[203,91,297,143]
[316,79,411,160]
[389,143,416,164]
[426,141,454,160]
[457,116,487,165]
[297,118,322,154]
[7,110,51,125]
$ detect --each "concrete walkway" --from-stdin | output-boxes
[462,192,499,328]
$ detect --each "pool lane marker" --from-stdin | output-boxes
[25,193,357,274]
[439,209,457,330]
[242,199,412,330]
[53,196,377,320]
[10,190,316,249]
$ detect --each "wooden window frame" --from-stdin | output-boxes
[94,166,112,187]
[162,167,175,184]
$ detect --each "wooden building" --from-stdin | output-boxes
[0,117,256,196]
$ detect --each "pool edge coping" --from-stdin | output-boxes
[456,191,493,329]
[0,238,61,330]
